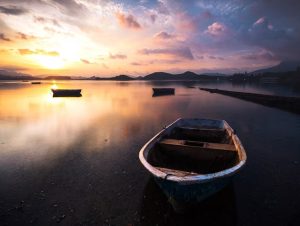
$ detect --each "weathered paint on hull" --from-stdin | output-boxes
[154,177,231,211]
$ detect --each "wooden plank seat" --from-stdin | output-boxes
[155,167,198,177]
[159,138,237,163]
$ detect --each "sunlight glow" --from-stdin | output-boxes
[35,56,65,70]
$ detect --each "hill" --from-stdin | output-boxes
[0,69,38,80]
[253,61,300,74]
[143,71,216,80]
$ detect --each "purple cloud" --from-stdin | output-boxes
[0,5,27,15]
[241,50,278,61]
[139,47,194,60]
[154,31,175,40]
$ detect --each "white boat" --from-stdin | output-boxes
[139,118,247,211]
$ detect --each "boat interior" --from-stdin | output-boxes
[147,126,240,175]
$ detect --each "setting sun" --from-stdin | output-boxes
[35,56,65,70]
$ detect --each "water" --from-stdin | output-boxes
[0,81,299,225]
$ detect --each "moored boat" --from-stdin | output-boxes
[31,82,41,84]
[139,118,246,212]
[51,89,82,97]
[152,88,175,97]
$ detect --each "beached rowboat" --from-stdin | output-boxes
[51,89,82,97]
[139,118,246,211]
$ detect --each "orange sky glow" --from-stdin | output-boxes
[1,0,299,77]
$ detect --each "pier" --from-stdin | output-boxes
[200,88,300,114]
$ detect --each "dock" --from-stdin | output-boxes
[199,88,300,114]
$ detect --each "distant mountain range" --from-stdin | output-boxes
[0,69,37,80]
[1,61,299,81]
[252,61,300,74]
[92,74,135,81]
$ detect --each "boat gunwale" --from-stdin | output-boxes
[51,89,82,92]
[139,118,247,184]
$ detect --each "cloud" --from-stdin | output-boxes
[139,47,194,60]
[116,12,141,29]
[16,32,36,40]
[150,59,182,64]
[0,5,28,15]
[154,31,175,40]
[240,49,278,61]
[131,62,144,66]
[0,33,11,41]
[34,16,61,27]
[156,1,169,15]
[109,53,127,59]
[205,22,227,36]
[17,32,28,40]
[150,14,157,23]
[50,0,87,15]
[18,49,59,56]
[81,59,91,64]
[253,17,266,26]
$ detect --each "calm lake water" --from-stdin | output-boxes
[0,80,300,226]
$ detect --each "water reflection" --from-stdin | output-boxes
[0,80,300,225]
[140,178,236,226]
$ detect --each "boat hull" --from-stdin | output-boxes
[154,176,231,211]
[139,118,246,211]
[51,89,82,97]
[152,88,175,97]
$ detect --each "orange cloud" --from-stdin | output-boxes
[81,58,91,64]
[18,49,59,56]
[109,53,127,59]
[116,12,141,29]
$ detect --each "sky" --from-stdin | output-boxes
[0,0,300,77]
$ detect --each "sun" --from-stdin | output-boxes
[36,56,65,70]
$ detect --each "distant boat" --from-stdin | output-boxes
[51,89,82,97]
[152,88,175,97]
[31,82,41,84]
[139,118,246,212]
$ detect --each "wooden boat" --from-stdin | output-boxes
[31,82,41,84]
[152,88,175,97]
[51,89,82,97]
[139,118,246,211]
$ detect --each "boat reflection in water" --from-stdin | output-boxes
[51,89,82,97]
[152,88,175,97]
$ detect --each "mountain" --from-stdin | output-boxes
[91,74,135,81]
[253,61,300,74]
[143,72,173,80]
[143,71,216,80]
[112,75,135,81]
[44,76,71,80]
[0,69,37,80]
